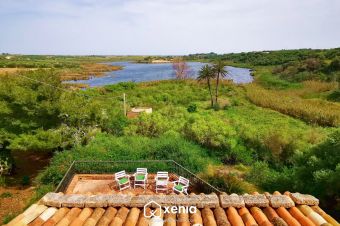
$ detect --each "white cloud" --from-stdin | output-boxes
[0,0,339,54]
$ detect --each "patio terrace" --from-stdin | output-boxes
[66,173,183,195]
[56,160,220,195]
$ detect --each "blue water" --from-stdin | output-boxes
[69,61,253,87]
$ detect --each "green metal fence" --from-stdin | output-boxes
[55,160,221,194]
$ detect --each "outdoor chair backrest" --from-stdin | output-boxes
[156,171,168,180]
[178,176,189,186]
[136,168,147,175]
[115,170,127,180]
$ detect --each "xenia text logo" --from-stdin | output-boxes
[144,201,197,218]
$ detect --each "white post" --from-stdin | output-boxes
[123,93,126,116]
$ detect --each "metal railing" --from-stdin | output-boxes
[55,160,221,194]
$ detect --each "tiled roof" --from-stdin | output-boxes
[5,192,339,226]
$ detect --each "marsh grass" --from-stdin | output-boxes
[60,63,122,81]
[246,84,340,126]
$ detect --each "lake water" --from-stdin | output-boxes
[69,61,253,87]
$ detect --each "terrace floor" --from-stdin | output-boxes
[65,173,184,195]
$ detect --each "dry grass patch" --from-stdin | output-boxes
[0,68,38,76]
[60,63,122,81]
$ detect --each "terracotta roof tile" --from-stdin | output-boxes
[69,207,93,226]
[5,192,339,226]
[266,194,295,208]
[262,207,287,226]
[189,208,203,226]
[289,193,319,206]
[83,207,105,226]
[56,207,81,226]
[164,212,176,226]
[202,207,217,226]
[96,207,117,226]
[297,205,328,226]
[276,207,301,226]
[213,207,230,226]
[110,207,129,226]
[249,207,272,226]
[289,206,316,226]
[177,212,191,226]
[239,207,258,226]
[227,207,245,226]
[243,194,269,208]
[42,207,69,226]
[220,194,245,208]
[311,206,339,226]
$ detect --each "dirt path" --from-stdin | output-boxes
[0,151,51,224]
[0,186,35,224]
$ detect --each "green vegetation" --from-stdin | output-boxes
[37,133,218,186]
[246,84,340,126]
[0,54,142,69]
[0,192,12,198]
[0,49,339,216]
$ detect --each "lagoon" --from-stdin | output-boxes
[69,61,253,87]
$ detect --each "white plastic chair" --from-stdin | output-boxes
[173,176,189,195]
[155,171,169,193]
[134,168,148,189]
[115,170,130,191]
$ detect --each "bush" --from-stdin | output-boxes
[37,133,218,185]
[187,103,197,113]
[183,114,237,150]
[201,165,257,194]
[0,192,12,198]
[246,161,295,192]
[21,175,30,186]
[327,90,340,102]
[124,107,188,137]
[213,103,221,111]
[247,130,340,213]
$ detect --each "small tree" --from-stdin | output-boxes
[197,65,215,107]
[173,57,191,79]
[212,59,228,105]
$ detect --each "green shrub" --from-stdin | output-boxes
[2,213,17,225]
[21,175,30,186]
[187,103,197,113]
[37,133,218,185]
[27,184,55,206]
[0,176,6,186]
[0,191,12,198]
[213,103,221,111]
[183,114,237,150]
[201,165,257,194]
[327,90,340,102]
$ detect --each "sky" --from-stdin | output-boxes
[0,0,340,55]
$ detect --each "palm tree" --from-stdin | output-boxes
[212,59,228,105]
[197,64,215,107]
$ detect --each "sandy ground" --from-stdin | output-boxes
[0,186,35,224]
